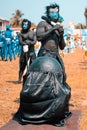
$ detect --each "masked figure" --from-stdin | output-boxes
[4,25,13,61]
[13,4,72,127]
[14,56,71,127]
[36,3,66,82]
[0,31,5,60]
[18,19,36,82]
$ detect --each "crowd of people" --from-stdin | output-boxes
[0,25,22,61]
[1,25,87,62]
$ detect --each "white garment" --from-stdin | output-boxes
[23,45,28,52]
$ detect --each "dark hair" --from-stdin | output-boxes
[22,19,31,29]
[45,3,59,17]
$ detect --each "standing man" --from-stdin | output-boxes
[0,31,5,60]
[36,3,66,82]
[13,4,71,127]
[18,19,36,82]
[4,25,13,61]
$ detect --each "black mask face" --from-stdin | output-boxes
[22,22,29,29]
[22,19,31,30]
[46,4,59,22]
[49,7,59,22]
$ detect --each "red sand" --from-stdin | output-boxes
[0,48,87,130]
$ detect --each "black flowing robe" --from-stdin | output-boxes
[14,57,71,126]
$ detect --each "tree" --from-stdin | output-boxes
[10,9,24,27]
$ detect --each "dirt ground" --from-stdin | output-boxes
[0,47,87,130]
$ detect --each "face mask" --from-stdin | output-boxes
[49,11,59,23]
[50,12,58,19]
[23,23,28,29]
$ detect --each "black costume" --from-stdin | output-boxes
[36,4,66,82]
[18,19,36,82]
[14,4,72,127]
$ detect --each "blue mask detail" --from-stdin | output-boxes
[23,24,28,29]
[6,25,11,30]
[58,14,64,22]
[50,12,58,20]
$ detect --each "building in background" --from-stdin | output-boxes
[0,16,9,30]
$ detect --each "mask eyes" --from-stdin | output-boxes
[49,8,58,14]
[23,22,28,29]
[55,7,58,12]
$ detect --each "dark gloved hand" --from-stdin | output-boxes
[53,25,64,36]
[57,25,64,36]
[17,32,21,36]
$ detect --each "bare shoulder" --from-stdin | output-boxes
[28,30,35,39]
[37,21,47,28]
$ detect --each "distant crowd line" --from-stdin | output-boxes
[0,25,87,61]
[0,25,22,61]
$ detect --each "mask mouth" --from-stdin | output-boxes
[49,13,58,22]
[23,24,28,29]
[51,17,58,23]
[22,22,29,29]
[54,17,58,21]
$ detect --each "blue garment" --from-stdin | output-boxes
[4,29,13,38]
[15,36,22,57]
[58,14,64,23]
[4,38,12,61]
[0,34,5,60]
[11,36,18,60]
[4,29,13,61]
[50,12,58,20]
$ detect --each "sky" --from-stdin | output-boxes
[0,0,87,27]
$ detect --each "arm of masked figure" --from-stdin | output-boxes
[58,36,66,50]
[25,31,37,45]
[18,33,26,46]
[25,39,36,45]
[56,25,66,50]
[58,35,66,50]
[36,21,60,41]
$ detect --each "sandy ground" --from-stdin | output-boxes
[0,47,87,130]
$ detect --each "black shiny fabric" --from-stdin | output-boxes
[14,57,71,126]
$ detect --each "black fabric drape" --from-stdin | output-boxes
[14,57,71,126]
